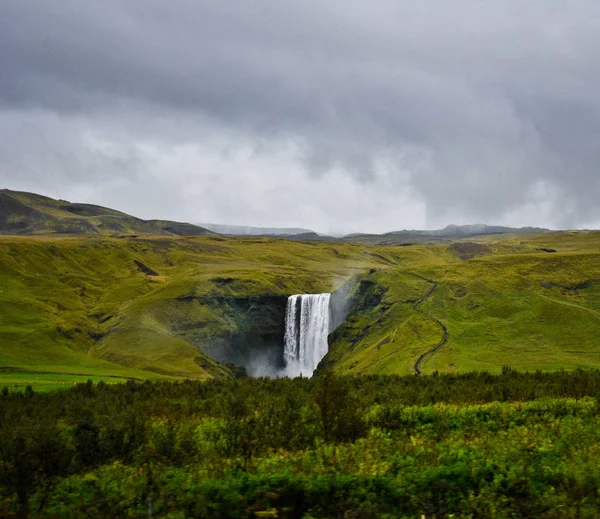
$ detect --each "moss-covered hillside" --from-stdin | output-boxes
[3,228,600,385]
[0,189,213,236]
[0,235,400,381]
[324,231,600,375]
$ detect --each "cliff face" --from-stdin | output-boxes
[167,294,289,376]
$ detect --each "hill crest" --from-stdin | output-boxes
[0,189,213,237]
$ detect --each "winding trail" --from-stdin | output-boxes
[409,273,448,375]
[536,292,600,318]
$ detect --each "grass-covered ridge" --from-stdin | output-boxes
[0,189,214,236]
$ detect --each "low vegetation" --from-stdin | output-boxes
[4,192,600,517]
[3,371,600,517]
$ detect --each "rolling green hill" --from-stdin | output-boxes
[0,189,213,236]
[0,234,401,385]
[2,191,600,387]
[325,231,600,375]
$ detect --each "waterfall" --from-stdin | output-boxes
[283,293,331,377]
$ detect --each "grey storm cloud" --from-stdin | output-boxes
[1,0,600,232]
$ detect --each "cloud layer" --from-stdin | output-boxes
[2,1,600,233]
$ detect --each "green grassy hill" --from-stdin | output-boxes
[325,231,600,375]
[0,234,401,385]
[2,192,600,387]
[0,189,213,236]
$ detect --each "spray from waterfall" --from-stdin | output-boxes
[283,293,331,377]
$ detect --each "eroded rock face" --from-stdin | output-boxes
[316,272,390,375]
[169,294,289,377]
[166,274,364,378]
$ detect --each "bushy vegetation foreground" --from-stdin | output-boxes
[3,370,600,518]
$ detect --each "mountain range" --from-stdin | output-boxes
[0,189,550,240]
[199,223,315,236]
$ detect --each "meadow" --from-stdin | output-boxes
[0,370,128,392]
[324,231,600,375]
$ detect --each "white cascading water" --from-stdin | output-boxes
[283,293,331,377]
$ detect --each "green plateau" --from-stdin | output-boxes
[2,189,600,388]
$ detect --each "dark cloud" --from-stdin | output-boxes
[1,0,600,232]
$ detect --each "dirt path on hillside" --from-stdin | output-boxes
[536,292,600,317]
[409,273,448,375]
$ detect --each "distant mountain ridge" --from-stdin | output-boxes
[342,224,550,245]
[200,223,315,236]
[0,189,213,236]
[0,189,551,240]
[386,224,549,237]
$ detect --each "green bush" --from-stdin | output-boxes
[3,372,600,517]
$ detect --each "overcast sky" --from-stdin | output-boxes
[1,1,600,234]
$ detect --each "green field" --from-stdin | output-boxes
[4,226,600,516]
[0,371,128,392]
[0,234,400,382]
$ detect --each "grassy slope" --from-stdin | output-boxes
[325,231,600,375]
[426,233,600,373]
[0,373,129,392]
[0,189,213,236]
[0,235,400,382]
[3,230,600,383]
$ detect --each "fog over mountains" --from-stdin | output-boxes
[200,224,315,236]
[386,224,549,238]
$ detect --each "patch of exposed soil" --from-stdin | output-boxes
[449,242,492,260]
